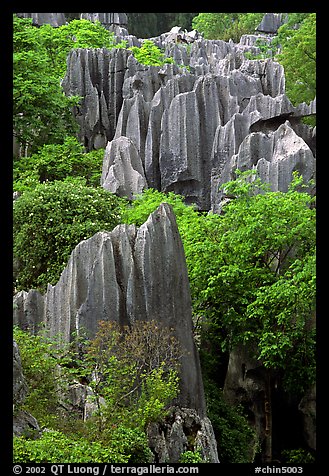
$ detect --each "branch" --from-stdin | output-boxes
[303,48,316,62]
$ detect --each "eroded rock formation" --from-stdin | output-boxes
[14,203,218,460]
[16,13,66,27]
[148,406,219,463]
[14,203,207,417]
[62,26,316,211]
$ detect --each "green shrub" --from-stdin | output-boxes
[282,448,315,463]
[204,379,257,462]
[179,450,204,463]
[86,320,181,434]
[13,179,126,292]
[129,40,174,66]
[13,429,130,463]
[13,327,65,429]
[13,136,104,193]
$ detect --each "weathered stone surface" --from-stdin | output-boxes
[256,13,288,34]
[13,340,28,406]
[16,13,66,27]
[13,289,44,335]
[298,385,316,450]
[229,121,315,192]
[210,93,315,212]
[80,13,128,28]
[101,136,147,199]
[13,410,41,438]
[61,48,133,149]
[147,407,219,463]
[62,24,315,212]
[64,382,106,422]
[13,204,206,415]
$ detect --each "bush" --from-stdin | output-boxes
[282,448,315,463]
[13,429,130,463]
[129,40,174,66]
[13,327,66,429]
[13,136,104,193]
[13,179,126,292]
[204,379,257,462]
[179,450,204,463]
[86,320,181,433]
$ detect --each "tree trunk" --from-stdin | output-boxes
[264,370,272,462]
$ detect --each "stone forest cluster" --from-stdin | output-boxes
[13,13,316,465]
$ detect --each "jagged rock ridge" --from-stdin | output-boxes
[14,205,205,416]
[14,203,219,461]
[62,25,316,211]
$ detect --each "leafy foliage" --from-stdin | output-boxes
[179,450,204,463]
[282,448,315,464]
[13,322,179,463]
[13,136,104,193]
[86,320,181,434]
[129,40,174,66]
[275,13,316,106]
[201,171,316,395]
[13,16,80,154]
[192,13,264,42]
[13,15,125,155]
[13,429,130,463]
[13,179,125,292]
[13,326,68,428]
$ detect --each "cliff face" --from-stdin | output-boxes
[14,204,206,416]
[14,203,219,461]
[13,14,316,461]
[16,13,66,27]
[61,30,316,211]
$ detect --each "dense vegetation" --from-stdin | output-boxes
[13,13,316,463]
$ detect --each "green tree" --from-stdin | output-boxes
[13,179,126,292]
[203,172,315,383]
[13,326,68,429]
[192,13,264,42]
[39,19,125,77]
[200,171,315,462]
[129,40,173,66]
[275,13,316,106]
[13,16,124,155]
[86,320,181,436]
[13,16,80,155]
[13,136,104,193]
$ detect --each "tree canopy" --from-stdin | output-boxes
[192,13,264,42]
[13,15,123,155]
[275,13,316,105]
[13,12,316,464]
